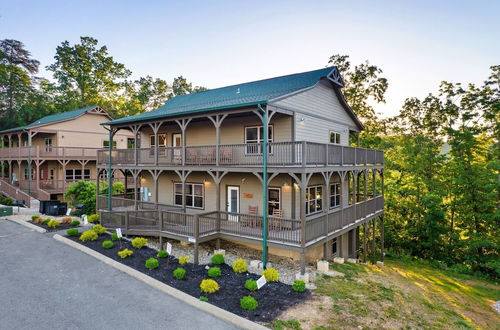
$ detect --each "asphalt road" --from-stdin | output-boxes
[0,220,238,330]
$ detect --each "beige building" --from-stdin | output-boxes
[0,106,133,206]
[97,67,385,273]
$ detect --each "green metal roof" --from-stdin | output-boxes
[0,106,99,134]
[105,67,339,126]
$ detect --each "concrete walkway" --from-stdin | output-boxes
[0,220,239,330]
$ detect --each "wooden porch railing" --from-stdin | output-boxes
[0,146,99,160]
[98,141,384,167]
[99,195,384,248]
[0,179,31,207]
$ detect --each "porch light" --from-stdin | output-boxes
[293,183,299,189]
[140,178,146,184]
[283,182,289,187]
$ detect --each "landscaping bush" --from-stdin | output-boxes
[262,268,279,282]
[88,213,100,224]
[240,296,258,311]
[292,280,306,292]
[33,217,43,224]
[79,230,98,242]
[178,256,190,265]
[70,220,80,226]
[173,267,186,280]
[102,240,114,249]
[157,250,169,258]
[41,219,50,225]
[207,267,221,278]
[91,224,106,235]
[66,228,79,237]
[145,258,159,270]
[118,248,133,259]
[244,279,258,291]
[232,258,248,273]
[211,253,225,265]
[132,237,148,249]
[111,232,120,241]
[0,194,13,206]
[199,296,208,302]
[61,217,72,224]
[31,215,40,221]
[47,219,60,228]
[200,279,219,294]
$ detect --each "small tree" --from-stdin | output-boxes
[64,180,96,215]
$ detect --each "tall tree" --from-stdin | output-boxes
[0,39,40,129]
[168,75,207,98]
[46,36,131,115]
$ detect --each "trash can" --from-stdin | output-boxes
[39,200,58,214]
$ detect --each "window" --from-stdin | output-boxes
[44,138,52,152]
[330,183,341,208]
[149,134,167,147]
[306,185,323,215]
[331,237,338,256]
[66,169,91,181]
[24,168,35,180]
[174,183,204,209]
[103,140,117,148]
[127,138,135,149]
[245,125,273,154]
[49,169,55,180]
[268,187,281,215]
[329,131,341,144]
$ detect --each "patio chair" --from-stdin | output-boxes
[270,209,284,230]
[242,205,259,228]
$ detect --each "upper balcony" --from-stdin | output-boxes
[98,141,384,168]
[0,146,99,161]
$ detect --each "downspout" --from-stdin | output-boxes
[257,104,268,269]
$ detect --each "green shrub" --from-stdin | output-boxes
[41,219,50,225]
[199,296,208,302]
[240,296,258,310]
[262,268,279,282]
[47,219,60,228]
[173,267,186,280]
[64,181,96,216]
[31,215,40,221]
[66,228,79,237]
[211,253,225,265]
[244,279,258,291]
[87,214,100,223]
[232,258,248,273]
[200,279,219,294]
[178,256,190,265]
[102,240,114,249]
[0,194,13,206]
[79,230,98,242]
[145,258,159,270]
[70,220,80,226]
[292,280,306,292]
[131,237,148,249]
[157,250,169,258]
[207,267,221,278]
[91,224,106,235]
[111,232,121,241]
[118,248,133,259]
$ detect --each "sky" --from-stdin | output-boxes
[0,0,498,117]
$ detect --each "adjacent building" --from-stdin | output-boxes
[0,106,133,206]
[98,67,385,273]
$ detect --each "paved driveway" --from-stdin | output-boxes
[0,220,238,330]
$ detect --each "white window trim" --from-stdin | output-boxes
[174,182,204,209]
[244,125,274,154]
[65,169,91,181]
[306,185,323,215]
[149,134,168,147]
[329,131,341,145]
[329,183,341,209]
[102,140,117,148]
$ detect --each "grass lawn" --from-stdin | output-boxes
[271,257,500,329]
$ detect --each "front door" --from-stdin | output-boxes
[172,133,182,161]
[227,186,239,221]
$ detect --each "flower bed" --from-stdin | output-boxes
[30,218,80,232]
[67,232,310,322]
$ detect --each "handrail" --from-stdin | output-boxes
[0,179,31,207]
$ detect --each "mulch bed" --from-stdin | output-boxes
[68,233,310,322]
[29,221,79,232]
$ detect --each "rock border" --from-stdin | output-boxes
[53,234,267,330]
[1,217,47,233]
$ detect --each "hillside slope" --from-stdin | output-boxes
[273,257,500,329]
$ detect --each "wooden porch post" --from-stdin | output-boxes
[363,221,368,263]
[208,114,228,166]
[208,170,227,250]
[381,215,385,262]
[299,172,307,275]
[371,218,376,264]
[133,170,139,210]
[175,119,192,166]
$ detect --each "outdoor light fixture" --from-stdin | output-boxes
[283,182,289,187]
